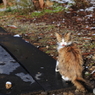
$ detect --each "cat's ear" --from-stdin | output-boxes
[55,33,62,42]
[66,32,71,39]
[66,32,71,37]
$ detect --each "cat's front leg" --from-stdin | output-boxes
[55,60,59,72]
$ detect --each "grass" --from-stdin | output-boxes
[31,5,65,17]
[0,12,5,16]
[0,0,73,19]
[0,3,65,18]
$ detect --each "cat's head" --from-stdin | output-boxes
[55,32,72,46]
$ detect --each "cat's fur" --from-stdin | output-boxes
[55,32,86,92]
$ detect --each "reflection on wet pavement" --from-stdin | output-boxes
[16,72,35,84]
[0,46,20,75]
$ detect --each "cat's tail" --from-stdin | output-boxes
[76,77,94,93]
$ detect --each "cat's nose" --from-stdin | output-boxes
[62,44,65,46]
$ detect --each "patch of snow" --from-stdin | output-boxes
[8,25,17,28]
[0,8,6,11]
[14,34,21,37]
[34,11,41,13]
[25,41,29,43]
[6,81,12,85]
[78,9,84,12]
[37,46,40,48]
[86,25,89,28]
[91,70,95,74]
[57,23,61,26]
[90,27,95,30]
[91,0,95,5]
[51,0,74,4]
[86,66,89,68]
[85,14,93,18]
[77,33,81,35]
[52,21,55,24]
[17,0,20,2]
[85,7,94,12]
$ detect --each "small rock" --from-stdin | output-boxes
[46,45,49,49]
[5,81,12,89]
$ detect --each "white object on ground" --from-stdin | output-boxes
[5,81,12,89]
[14,34,21,37]
[93,88,95,94]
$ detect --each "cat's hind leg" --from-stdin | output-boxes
[72,79,86,92]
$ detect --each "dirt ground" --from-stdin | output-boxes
[0,1,95,95]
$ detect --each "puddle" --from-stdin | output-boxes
[35,72,42,80]
[0,46,20,74]
[16,72,35,84]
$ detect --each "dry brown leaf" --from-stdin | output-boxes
[45,0,53,7]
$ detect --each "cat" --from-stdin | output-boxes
[55,32,87,92]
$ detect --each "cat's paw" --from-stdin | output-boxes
[55,68,59,72]
[62,76,70,81]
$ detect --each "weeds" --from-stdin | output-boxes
[15,0,34,13]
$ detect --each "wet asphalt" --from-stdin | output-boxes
[0,27,73,95]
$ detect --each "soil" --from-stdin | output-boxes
[0,1,95,95]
